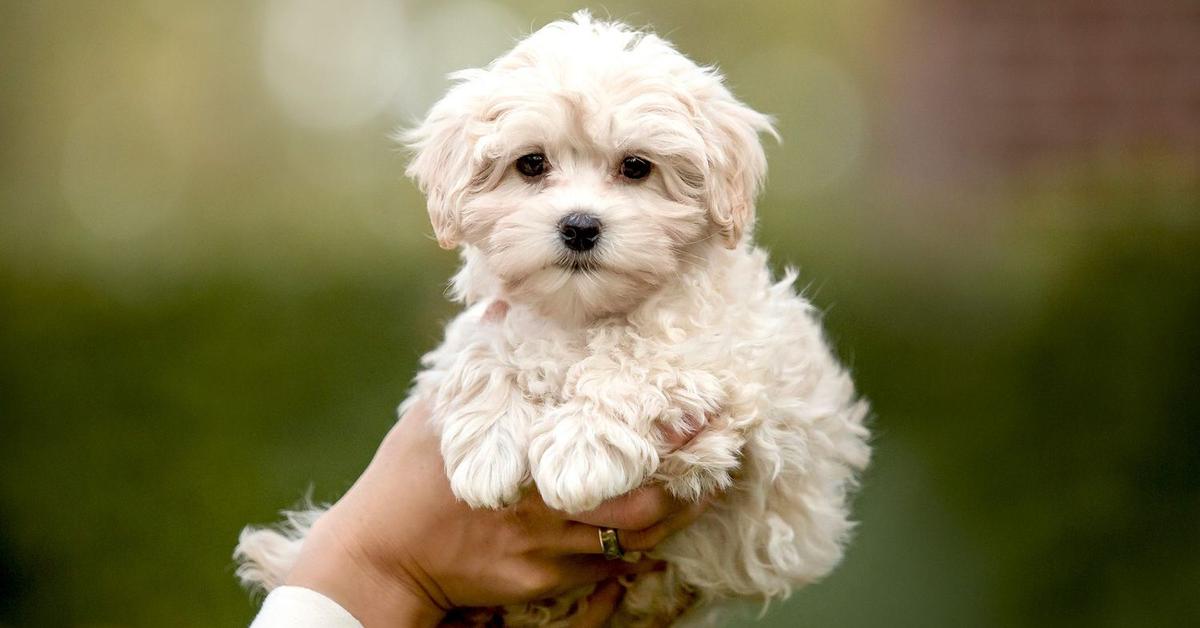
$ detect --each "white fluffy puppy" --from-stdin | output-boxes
[238,11,870,626]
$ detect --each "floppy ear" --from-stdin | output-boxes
[698,96,776,248]
[400,72,486,250]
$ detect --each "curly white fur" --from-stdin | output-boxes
[237,11,870,626]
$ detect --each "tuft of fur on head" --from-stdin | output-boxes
[401,10,777,323]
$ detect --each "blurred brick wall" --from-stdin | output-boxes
[885,0,1200,189]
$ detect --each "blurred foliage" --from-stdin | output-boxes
[1,1,1197,627]
[786,172,1200,628]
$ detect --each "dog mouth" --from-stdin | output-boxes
[556,253,601,273]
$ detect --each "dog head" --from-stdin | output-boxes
[403,11,775,321]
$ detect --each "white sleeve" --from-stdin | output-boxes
[250,585,364,628]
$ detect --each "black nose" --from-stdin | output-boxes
[558,213,602,252]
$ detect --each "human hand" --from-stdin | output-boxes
[284,401,713,627]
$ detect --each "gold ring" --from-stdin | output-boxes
[598,527,624,560]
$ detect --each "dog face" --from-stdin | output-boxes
[404,11,775,320]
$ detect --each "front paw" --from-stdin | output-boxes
[654,424,743,502]
[444,427,527,509]
[529,405,659,513]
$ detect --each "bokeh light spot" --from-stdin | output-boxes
[260,0,409,130]
[59,92,189,244]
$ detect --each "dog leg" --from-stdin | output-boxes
[434,345,538,509]
[529,396,660,513]
[650,369,738,502]
[654,417,743,502]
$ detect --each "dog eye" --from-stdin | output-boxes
[515,153,547,178]
[620,156,651,180]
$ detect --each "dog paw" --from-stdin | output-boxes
[444,427,527,509]
[659,463,733,503]
[530,406,659,513]
[654,424,743,502]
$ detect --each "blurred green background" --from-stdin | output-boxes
[1,1,1197,626]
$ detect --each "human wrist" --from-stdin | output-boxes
[284,523,445,627]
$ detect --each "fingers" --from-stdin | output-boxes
[554,556,661,593]
[567,486,678,529]
[552,522,615,556]
[553,497,710,555]
[617,497,709,551]
[569,579,625,628]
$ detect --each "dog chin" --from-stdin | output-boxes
[506,262,658,323]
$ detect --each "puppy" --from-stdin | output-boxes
[237,11,870,626]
